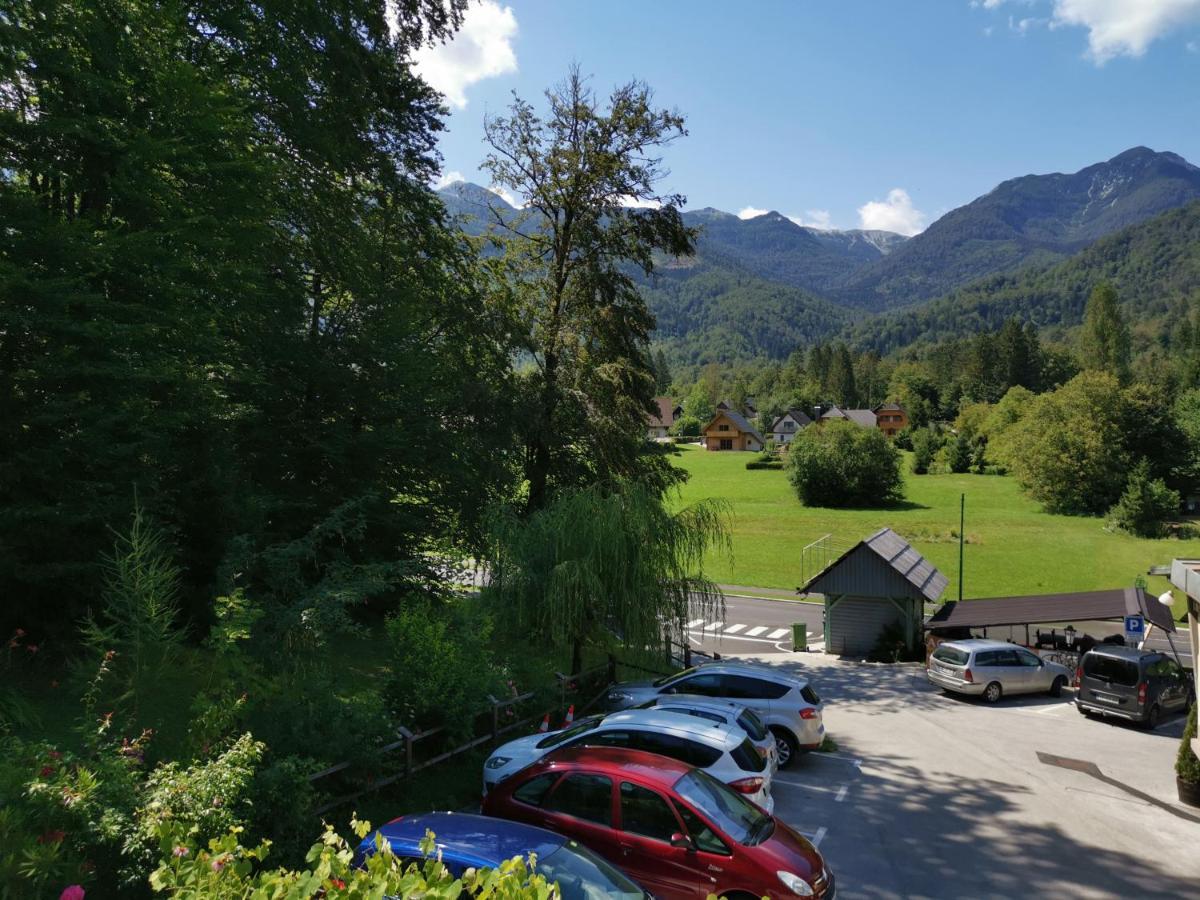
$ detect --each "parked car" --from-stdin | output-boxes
[634,695,778,771]
[484,709,774,812]
[1075,645,1195,728]
[482,746,834,900]
[926,639,1072,703]
[602,662,824,768]
[353,812,648,899]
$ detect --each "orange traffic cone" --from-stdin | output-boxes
[537,713,550,733]
[562,705,574,728]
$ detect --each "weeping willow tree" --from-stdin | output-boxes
[487,480,731,674]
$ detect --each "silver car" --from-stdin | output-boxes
[927,639,1073,703]
[602,661,824,768]
[634,695,778,772]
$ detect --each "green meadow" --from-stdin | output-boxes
[669,443,1200,608]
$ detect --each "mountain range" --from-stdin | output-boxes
[436,146,1200,363]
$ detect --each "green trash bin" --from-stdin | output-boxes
[792,622,807,652]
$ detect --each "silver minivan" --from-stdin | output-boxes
[927,639,1073,703]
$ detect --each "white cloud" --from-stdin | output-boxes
[488,184,520,207]
[433,170,466,190]
[1009,14,1048,34]
[618,195,663,209]
[412,1,518,108]
[1053,0,1200,62]
[737,206,769,220]
[857,188,926,236]
[786,210,836,230]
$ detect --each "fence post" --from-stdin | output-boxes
[606,653,617,685]
[487,694,499,743]
[396,725,414,780]
[684,642,692,668]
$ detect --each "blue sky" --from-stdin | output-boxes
[415,1,1200,235]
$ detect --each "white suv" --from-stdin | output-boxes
[634,695,778,771]
[602,661,824,768]
[482,708,775,812]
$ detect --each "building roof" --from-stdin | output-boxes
[925,587,1175,633]
[704,409,765,444]
[820,405,877,428]
[647,396,674,428]
[769,409,813,432]
[874,401,906,413]
[798,527,948,602]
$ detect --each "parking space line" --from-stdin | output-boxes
[835,785,848,802]
[1034,702,1071,714]
[811,826,827,849]
[771,777,842,793]
[745,625,767,636]
[723,623,746,634]
[767,628,789,639]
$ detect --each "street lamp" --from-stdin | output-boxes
[1158,590,1175,608]
[1064,624,1076,648]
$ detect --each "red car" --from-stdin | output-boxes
[481,746,834,899]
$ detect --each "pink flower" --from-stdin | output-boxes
[39,765,54,778]
[26,643,39,654]
[60,886,84,900]
[210,855,228,873]
[48,750,62,760]
[14,628,25,638]
[172,846,189,858]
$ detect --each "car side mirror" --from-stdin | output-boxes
[663,686,677,695]
[669,832,694,850]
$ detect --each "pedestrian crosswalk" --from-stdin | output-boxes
[685,620,801,641]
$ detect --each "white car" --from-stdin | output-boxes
[482,709,775,812]
[634,695,778,772]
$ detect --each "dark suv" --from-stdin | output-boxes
[1075,646,1193,728]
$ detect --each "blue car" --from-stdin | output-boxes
[355,812,649,899]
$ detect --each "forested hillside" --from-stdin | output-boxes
[850,200,1200,355]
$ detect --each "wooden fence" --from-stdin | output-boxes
[308,640,702,816]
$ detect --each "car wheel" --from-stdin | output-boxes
[771,726,800,769]
[1048,676,1067,698]
[982,682,1003,704]
[1144,704,1161,730]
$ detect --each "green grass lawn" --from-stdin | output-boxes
[669,443,1200,610]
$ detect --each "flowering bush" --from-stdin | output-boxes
[149,818,559,899]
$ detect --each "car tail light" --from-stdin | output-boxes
[1138,682,1147,705]
[799,708,818,720]
[729,777,763,794]
[963,668,973,683]
[1075,666,1082,686]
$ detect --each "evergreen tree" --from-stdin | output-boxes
[827,343,858,407]
[1080,282,1132,385]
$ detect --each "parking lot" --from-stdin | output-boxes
[751,652,1200,899]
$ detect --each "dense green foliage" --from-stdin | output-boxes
[1106,460,1180,538]
[1179,704,1200,786]
[786,421,903,508]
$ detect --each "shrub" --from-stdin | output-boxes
[787,420,903,507]
[745,460,783,470]
[892,427,915,451]
[1178,704,1200,786]
[384,600,501,736]
[910,427,940,475]
[945,433,972,474]
[670,415,701,437]
[1106,459,1180,538]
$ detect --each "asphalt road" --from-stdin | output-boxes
[750,652,1200,899]
[686,594,823,655]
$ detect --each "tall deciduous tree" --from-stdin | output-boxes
[1080,282,1132,385]
[482,68,695,512]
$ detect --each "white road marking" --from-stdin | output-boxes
[835,785,848,802]
[1034,702,1070,714]
[767,628,789,639]
[744,626,768,636]
[723,624,746,634]
[811,826,827,848]
[703,621,724,631]
[686,619,705,628]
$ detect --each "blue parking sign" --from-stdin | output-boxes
[1124,615,1144,635]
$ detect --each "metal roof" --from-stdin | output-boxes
[705,409,765,444]
[798,528,948,602]
[926,587,1175,633]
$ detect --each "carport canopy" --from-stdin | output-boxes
[925,587,1174,633]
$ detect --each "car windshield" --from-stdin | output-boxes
[537,716,604,749]
[1082,654,1139,687]
[932,646,970,666]
[538,841,646,900]
[653,667,696,688]
[673,769,773,846]
[736,708,767,742]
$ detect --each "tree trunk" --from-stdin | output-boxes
[525,350,558,514]
[570,635,583,678]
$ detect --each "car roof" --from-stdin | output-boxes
[1083,645,1155,661]
[538,746,693,789]
[938,639,1020,651]
[364,813,563,868]
[651,695,747,717]
[600,709,741,748]
[689,661,806,686]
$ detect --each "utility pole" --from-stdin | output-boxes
[958,493,965,603]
